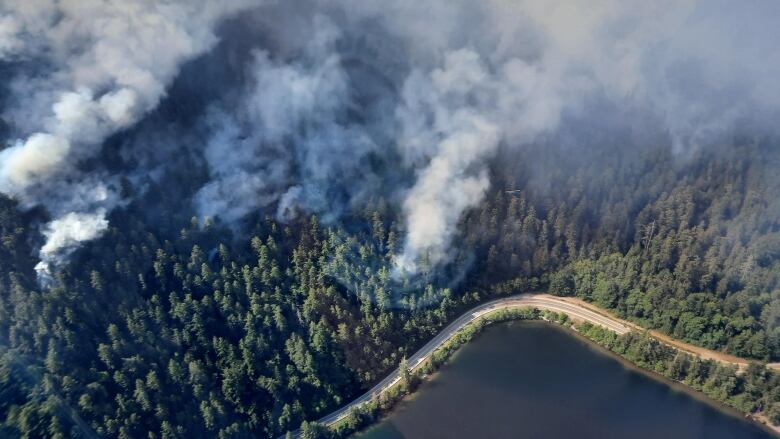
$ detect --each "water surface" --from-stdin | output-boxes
[355,321,773,439]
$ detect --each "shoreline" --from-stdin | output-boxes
[552,321,780,438]
[347,317,780,437]
[284,295,780,438]
[349,318,779,438]
[556,296,772,370]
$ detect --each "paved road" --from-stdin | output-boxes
[282,293,630,436]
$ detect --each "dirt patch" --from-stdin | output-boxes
[552,295,779,371]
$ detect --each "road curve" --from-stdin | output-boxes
[283,293,630,436]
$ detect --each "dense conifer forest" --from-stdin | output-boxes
[3,1,780,438]
[1,140,779,438]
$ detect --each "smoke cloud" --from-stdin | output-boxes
[35,210,109,279]
[0,0,253,275]
[2,0,780,279]
[393,48,562,271]
[0,14,21,58]
[329,0,780,271]
[194,12,395,225]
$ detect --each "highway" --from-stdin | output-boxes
[283,293,631,436]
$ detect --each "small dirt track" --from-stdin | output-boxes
[282,293,776,437]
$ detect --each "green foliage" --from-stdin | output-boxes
[1,142,780,437]
[464,144,780,360]
[398,358,411,392]
[0,197,467,437]
[576,322,780,422]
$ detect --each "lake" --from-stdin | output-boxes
[354,321,774,439]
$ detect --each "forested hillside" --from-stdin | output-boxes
[1,140,780,438]
[3,1,780,437]
[468,142,780,360]
[0,195,460,437]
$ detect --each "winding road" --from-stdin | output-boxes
[284,293,631,436]
[277,293,780,438]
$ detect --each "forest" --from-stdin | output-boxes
[1,138,779,438]
[2,2,780,438]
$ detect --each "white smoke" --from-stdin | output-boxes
[355,0,780,272]
[194,111,292,223]
[194,15,346,222]
[35,210,110,281]
[186,0,780,273]
[0,14,22,58]
[0,133,70,192]
[194,14,387,224]
[393,47,563,271]
[0,0,253,276]
[3,0,780,281]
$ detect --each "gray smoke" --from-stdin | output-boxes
[194,12,393,225]
[0,14,21,59]
[0,0,254,277]
[328,0,780,272]
[2,0,780,279]
[194,15,347,222]
[393,48,562,272]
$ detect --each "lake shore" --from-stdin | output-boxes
[352,320,776,439]
[559,321,780,438]
[286,295,779,438]
[321,307,778,438]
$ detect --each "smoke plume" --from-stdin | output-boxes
[2,0,780,279]
[0,0,253,276]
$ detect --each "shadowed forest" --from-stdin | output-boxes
[2,140,780,437]
[2,1,780,438]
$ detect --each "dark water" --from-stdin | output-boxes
[355,322,774,439]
